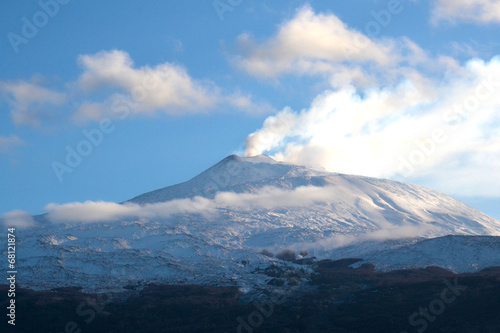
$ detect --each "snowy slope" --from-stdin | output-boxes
[7,155,500,291]
[129,154,499,236]
[348,235,500,272]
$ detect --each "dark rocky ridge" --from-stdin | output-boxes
[3,261,500,332]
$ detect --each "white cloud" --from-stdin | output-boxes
[0,135,25,153]
[46,197,215,223]
[45,185,341,224]
[1,50,268,126]
[225,91,276,115]
[238,5,500,198]
[232,5,426,81]
[295,224,441,253]
[0,80,66,126]
[1,210,36,229]
[245,56,500,197]
[432,0,500,24]
[73,50,220,123]
[215,185,335,210]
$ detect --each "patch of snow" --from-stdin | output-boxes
[18,155,500,292]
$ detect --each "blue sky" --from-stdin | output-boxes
[1,0,499,219]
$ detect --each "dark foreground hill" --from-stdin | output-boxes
[2,260,500,333]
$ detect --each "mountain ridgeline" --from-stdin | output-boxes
[11,155,500,292]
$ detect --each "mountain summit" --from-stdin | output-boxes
[128,155,314,204]
[15,155,500,291]
[128,154,302,204]
[128,155,499,236]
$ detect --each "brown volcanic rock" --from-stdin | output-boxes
[2,264,500,332]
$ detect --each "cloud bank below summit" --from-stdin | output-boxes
[44,185,338,223]
[1,185,339,227]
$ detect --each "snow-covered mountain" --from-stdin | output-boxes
[8,155,500,292]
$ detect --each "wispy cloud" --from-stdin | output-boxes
[0,135,25,153]
[0,80,66,126]
[294,224,441,253]
[231,5,429,84]
[432,0,500,24]
[44,185,337,223]
[1,210,36,229]
[73,50,220,123]
[45,197,216,223]
[8,181,494,242]
[0,50,272,128]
